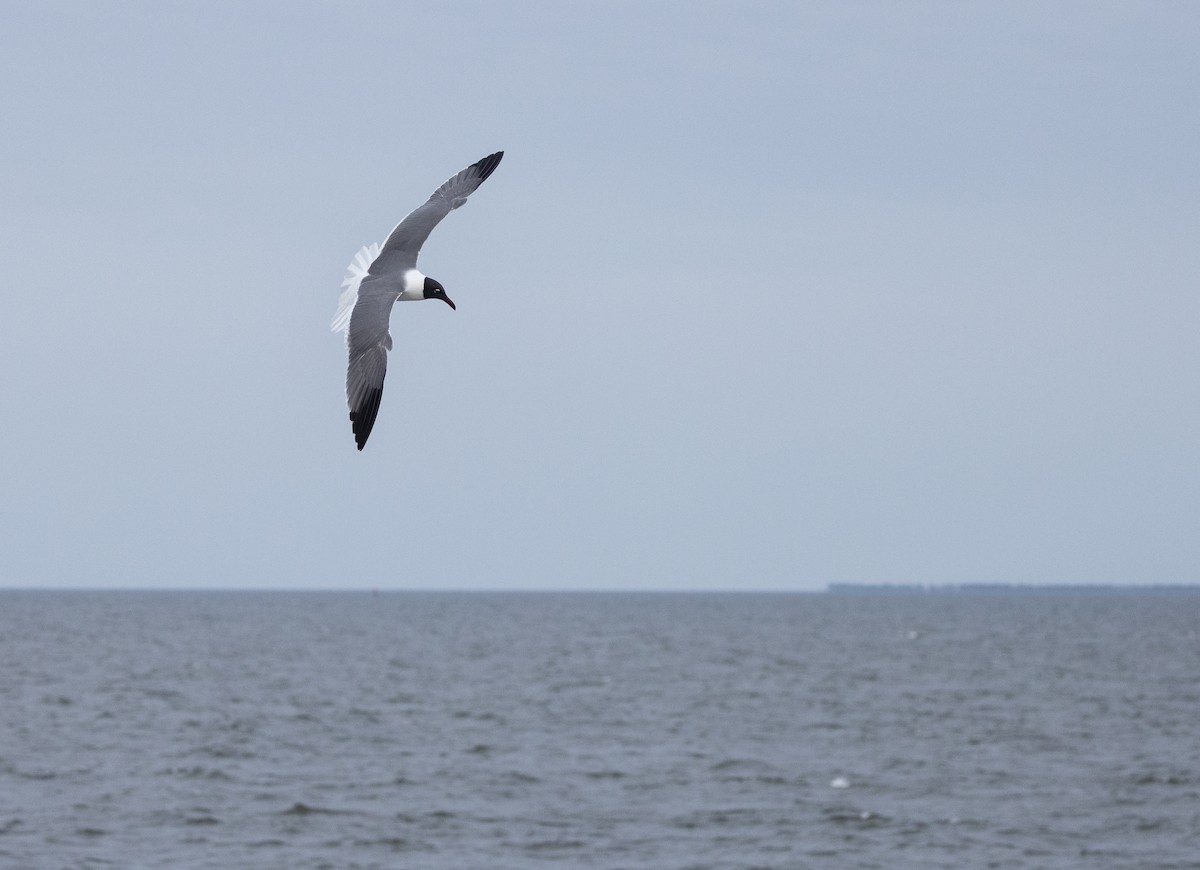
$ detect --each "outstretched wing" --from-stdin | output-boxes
[369,151,504,276]
[343,284,396,450]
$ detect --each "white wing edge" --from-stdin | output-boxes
[330,242,382,333]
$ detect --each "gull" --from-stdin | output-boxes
[331,151,504,450]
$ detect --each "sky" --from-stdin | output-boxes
[1,2,1198,590]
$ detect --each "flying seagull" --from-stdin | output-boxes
[331,151,504,450]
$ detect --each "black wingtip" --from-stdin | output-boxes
[472,151,504,184]
[350,387,384,450]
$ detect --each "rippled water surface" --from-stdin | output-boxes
[2,590,1199,869]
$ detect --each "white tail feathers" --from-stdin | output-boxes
[330,242,381,332]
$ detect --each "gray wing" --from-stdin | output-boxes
[344,282,397,450]
[369,151,504,276]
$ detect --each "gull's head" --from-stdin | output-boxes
[423,276,456,310]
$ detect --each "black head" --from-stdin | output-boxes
[423,276,456,310]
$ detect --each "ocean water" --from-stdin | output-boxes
[1,590,1198,869]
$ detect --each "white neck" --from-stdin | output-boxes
[398,268,426,302]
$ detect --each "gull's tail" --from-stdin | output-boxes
[330,242,381,333]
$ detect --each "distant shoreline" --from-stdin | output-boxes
[0,584,1198,595]
[826,583,1200,594]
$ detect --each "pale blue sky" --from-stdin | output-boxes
[2,2,1197,589]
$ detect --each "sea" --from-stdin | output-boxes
[1,589,1198,869]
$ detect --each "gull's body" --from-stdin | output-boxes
[331,151,503,450]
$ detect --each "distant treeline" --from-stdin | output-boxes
[826,583,1200,594]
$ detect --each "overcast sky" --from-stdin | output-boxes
[2,2,1197,590]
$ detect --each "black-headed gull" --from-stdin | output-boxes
[332,151,504,450]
